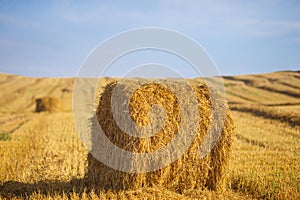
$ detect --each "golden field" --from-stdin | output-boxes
[0,71,299,199]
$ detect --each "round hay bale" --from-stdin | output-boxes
[35,96,64,113]
[87,79,235,193]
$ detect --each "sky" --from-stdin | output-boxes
[0,0,299,77]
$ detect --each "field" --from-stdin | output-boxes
[0,71,299,199]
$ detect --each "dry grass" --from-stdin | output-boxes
[0,71,299,199]
[224,71,300,199]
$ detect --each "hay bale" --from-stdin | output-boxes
[35,97,64,113]
[239,77,270,87]
[87,79,235,193]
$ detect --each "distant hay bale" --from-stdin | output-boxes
[61,88,71,93]
[241,77,269,87]
[35,97,64,113]
[87,79,235,193]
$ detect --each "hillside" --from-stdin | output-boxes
[0,71,299,199]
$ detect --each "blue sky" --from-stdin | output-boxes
[0,0,299,77]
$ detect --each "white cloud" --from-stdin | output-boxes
[219,18,300,37]
[0,13,39,27]
[153,0,300,38]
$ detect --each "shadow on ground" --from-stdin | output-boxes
[0,178,101,198]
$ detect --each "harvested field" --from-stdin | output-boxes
[0,71,299,199]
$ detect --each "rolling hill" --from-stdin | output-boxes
[0,71,299,199]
